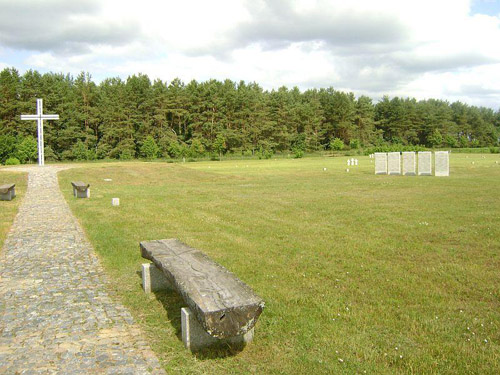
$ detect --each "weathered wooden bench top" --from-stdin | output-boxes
[71,181,90,191]
[140,239,264,339]
[0,183,15,194]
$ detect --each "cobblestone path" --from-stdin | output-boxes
[0,166,165,374]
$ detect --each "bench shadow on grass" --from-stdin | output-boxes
[135,271,245,359]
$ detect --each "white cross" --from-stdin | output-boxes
[20,98,59,166]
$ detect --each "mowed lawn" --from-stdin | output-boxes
[0,170,27,249]
[58,154,500,374]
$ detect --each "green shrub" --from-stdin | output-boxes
[5,157,20,165]
[330,138,345,151]
[293,148,304,158]
[44,145,59,162]
[257,148,273,159]
[140,135,160,159]
[16,136,38,163]
[349,139,360,149]
[71,140,88,161]
[445,135,458,148]
[120,149,134,160]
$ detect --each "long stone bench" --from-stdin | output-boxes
[71,181,90,198]
[140,239,265,351]
[0,183,16,201]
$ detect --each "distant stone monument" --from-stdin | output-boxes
[20,98,59,166]
[434,151,449,176]
[418,152,432,176]
[387,152,401,175]
[402,152,416,176]
[374,153,387,175]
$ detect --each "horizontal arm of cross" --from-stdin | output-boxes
[21,114,60,120]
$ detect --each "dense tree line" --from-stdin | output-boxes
[0,67,499,163]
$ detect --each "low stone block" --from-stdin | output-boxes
[0,184,15,201]
[402,152,416,176]
[374,153,387,175]
[418,152,432,176]
[71,181,90,198]
[142,263,172,293]
[387,152,401,175]
[181,307,254,352]
[435,151,449,177]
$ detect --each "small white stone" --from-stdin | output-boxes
[346,168,349,172]
[323,167,327,171]
[112,198,120,206]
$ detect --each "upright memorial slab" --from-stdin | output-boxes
[402,152,416,176]
[374,153,387,175]
[434,151,449,176]
[418,151,432,176]
[387,152,401,175]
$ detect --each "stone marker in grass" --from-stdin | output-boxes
[374,153,387,175]
[435,151,450,177]
[418,151,432,176]
[402,152,416,176]
[387,152,401,175]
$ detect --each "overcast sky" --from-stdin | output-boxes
[0,0,499,109]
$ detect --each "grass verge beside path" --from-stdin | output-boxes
[0,170,27,249]
[59,154,500,374]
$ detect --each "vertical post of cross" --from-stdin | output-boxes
[37,99,44,166]
[20,98,59,167]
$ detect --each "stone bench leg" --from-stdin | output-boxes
[181,307,254,352]
[142,263,172,293]
[75,188,90,198]
[0,191,12,201]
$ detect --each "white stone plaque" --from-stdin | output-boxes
[402,152,416,176]
[374,153,387,175]
[418,152,432,176]
[434,151,449,176]
[387,152,401,175]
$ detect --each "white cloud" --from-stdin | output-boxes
[1,0,499,108]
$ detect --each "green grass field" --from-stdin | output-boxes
[57,154,500,374]
[0,170,27,249]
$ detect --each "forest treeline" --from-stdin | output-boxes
[0,67,499,163]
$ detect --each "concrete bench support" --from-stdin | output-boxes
[71,181,90,198]
[0,184,16,201]
[181,307,254,352]
[142,263,173,293]
[142,261,257,352]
